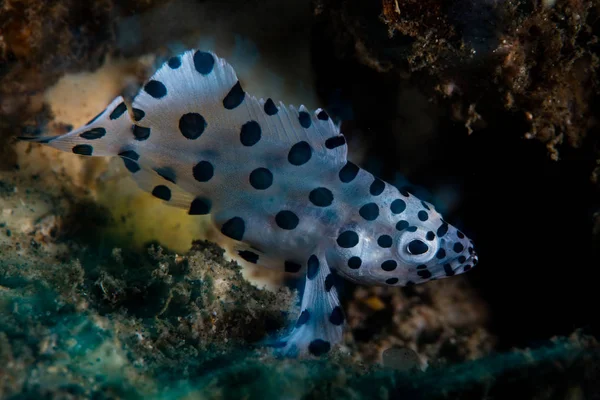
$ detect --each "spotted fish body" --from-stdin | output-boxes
[22,50,478,357]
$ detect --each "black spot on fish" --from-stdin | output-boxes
[133,108,145,122]
[221,217,245,240]
[444,264,455,276]
[418,210,429,221]
[453,243,464,253]
[417,269,432,279]
[437,223,449,237]
[436,249,446,259]
[317,110,329,120]
[249,168,273,190]
[337,231,359,248]
[399,187,410,197]
[151,185,171,201]
[144,80,167,99]
[426,231,435,241]
[421,201,431,211]
[458,256,467,263]
[359,203,379,221]
[154,166,177,183]
[339,161,359,183]
[325,136,345,149]
[132,125,150,141]
[109,102,127,120]
[307,255,319,280]
[378,235,393,248]
[386,278,399,285]
[188,197,211,215]
[80,127,106,140]
[223,81,245,109]
[396,220,409,231]
[72,144,93,156]
[192,160,214,182]
[370,178,385,196]
[381,260,397,271]
[119,150,140,173]
[298,111,311,128]
[329,306,344,326]
[275,210,299,230]
[348,256,362,269]
[193,50,214,75]
[240,120,261,146]
[179,112,207,140]
[309,187,334,207]
[118,150,139,160]
[391,199,406,214]
[288,141,312,166]
[457,231,465,239]
[168,56,181,69]
[264,98,278,115]
[296,310,310,327]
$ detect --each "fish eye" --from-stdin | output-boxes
[397,229,439,263]
[407,239,428,255]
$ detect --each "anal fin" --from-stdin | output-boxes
[118,155,206,215]
[274,252,344,357]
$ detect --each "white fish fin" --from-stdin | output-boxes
[129,50,347,168]
[19,97,136,157]
[119,155,206,214]
[251,99,347,165]
[274,252,344,358]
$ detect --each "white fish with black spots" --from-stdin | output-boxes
[20,49,479,357]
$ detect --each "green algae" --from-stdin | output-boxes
[0,238,294,399]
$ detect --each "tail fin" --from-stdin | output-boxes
[19,94,208,213]
[19,96,134,158]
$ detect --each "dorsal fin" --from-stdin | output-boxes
[130,50,347,165]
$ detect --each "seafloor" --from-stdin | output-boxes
[1,0,599,399]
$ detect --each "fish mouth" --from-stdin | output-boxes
[445,249,478,276]
[470,251,479,266]
[459,250,478,272]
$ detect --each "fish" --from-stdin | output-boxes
[20,49,479,357]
